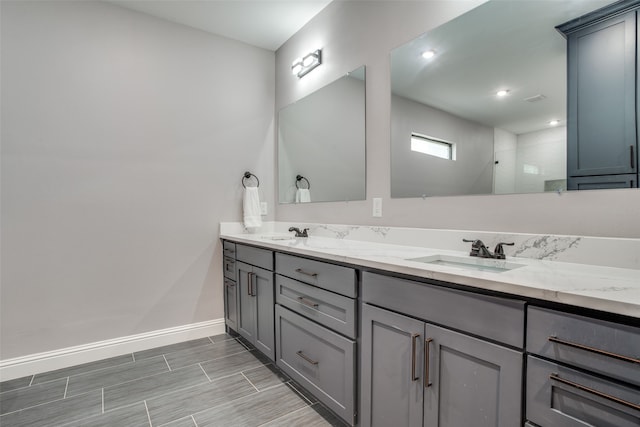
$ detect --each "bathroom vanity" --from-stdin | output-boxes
[220,224,639,426]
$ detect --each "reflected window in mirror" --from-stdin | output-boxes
[390,0,612,198]
[278,66,366,204]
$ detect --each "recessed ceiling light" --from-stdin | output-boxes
[549,119,560,126]
[421,50,436,59]
[496,89,510,97]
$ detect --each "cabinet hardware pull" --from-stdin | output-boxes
[295,268,318,277]
[297,296,319,308]
[631,145,635,169]
[549,374,640,411]
[251,273,257,296]
[424,338,433,388]
[296,350,319,365]
[247,272,252,296]
[548,336,639,364]
[410,333,420,381]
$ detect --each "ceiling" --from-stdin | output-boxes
[107,0,332,51]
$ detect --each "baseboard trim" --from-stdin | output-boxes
[0,318,226,381]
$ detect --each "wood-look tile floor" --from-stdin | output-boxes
[0,334,347,426]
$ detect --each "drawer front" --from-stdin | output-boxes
[223,256,236,280]
[526,355,640,427]
[223,241,236,258]
[236,244,273,271]
[276,275,356,339]
[527,306,640,387]
[275,305,355,425]
[362,272,525,348]
[276,253,356,298]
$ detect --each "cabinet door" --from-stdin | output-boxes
[567,10,637,177]
[361,304,425,427]
[224,278,238,332]
[236,261,256,342]
[253,265,275,361]
[423,324,522,427]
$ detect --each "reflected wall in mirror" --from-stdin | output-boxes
[278,66,366,203]
[390,0,611,198]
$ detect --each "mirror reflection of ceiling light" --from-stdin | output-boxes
[421,50,436,59]
[291,49,322,78]
[496,89,510,97]
[549,119,560,126]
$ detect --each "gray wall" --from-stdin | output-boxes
[1,1,275,359]
[275,0,640,238]
[391,95,494,197]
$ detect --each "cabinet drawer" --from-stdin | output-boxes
[223,256,236,280]
[362,272,525,348]
[527,306,640,387]
[275,253,356,298]
[276,275,356,339]
[223,241,236,258]
[275,305,355,425]
[526,355,640,427]
[236,244,273,270]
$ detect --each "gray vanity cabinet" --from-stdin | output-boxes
[560,3,639,189]
[361,272,524,427]
[235,244,275,361]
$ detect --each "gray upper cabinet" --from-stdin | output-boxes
[236,245,275,361]
[560,2,639,189]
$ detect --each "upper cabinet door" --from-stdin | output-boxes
[567,10,637,178]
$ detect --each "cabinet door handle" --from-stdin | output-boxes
[410,333,420,382]
[631,145,635,169]
[295,268,318,278]
[296,350,319,365]
[246,272,252,296]
[548,336,639,364]
[297,296,319,308]
[424,338,433,388]
[549,374,640,411]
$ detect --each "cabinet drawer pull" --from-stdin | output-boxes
[297,296,319,308]
[247,272,252,296]
[550,373,640,411]
[295,268,318,278]
[296,350,319,365]
[631,145,635,169]
[424,338,433,388]
[410,333,419,381]
[548,336,639,364]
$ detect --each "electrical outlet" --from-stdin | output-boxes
[260,202,268,215]
[372,198,382,217]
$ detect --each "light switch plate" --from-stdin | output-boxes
[260,202,268,215]
[372,198,382,217]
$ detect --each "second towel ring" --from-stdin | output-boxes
[242,172,260,188]
[296,175,310,189]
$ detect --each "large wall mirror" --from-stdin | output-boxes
[390,0,611,198]
[278,66,366,203]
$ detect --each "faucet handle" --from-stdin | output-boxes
[493,242,515,259]
[463,239,487,257]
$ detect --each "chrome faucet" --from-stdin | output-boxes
[463,239,514,260]
[289,227,309,237]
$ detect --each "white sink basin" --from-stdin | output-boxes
[406,254,525,273]
[259,234,296,241]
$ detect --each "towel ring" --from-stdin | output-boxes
[296,175,310,189]
[242,172,260,188]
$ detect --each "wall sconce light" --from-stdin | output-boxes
[291,49,322,78]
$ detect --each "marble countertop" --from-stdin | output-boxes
[220,232,640,319]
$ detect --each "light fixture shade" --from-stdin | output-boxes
[291,49,322,78]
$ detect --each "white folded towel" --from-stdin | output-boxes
[243,187,262,228]
[295,189,311,203]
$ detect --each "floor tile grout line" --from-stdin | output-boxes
[101,388,104,414]
[168,348,254,371]
[240,371,260,393]
[207,336,215,344]
[28,375,35,386]
[163,355,172,371]
[144,400,153,427]
[63,377,69,399]
[191,414,199,427]
[286,381,314,405]
[197,363,213,382]
[0,387,98,417]
[132,352,136,362]
[30,356,138,387]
